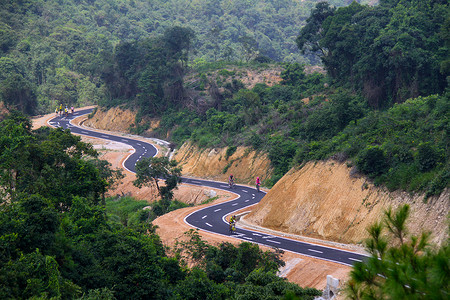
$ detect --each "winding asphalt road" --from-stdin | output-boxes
[49,108,368,266]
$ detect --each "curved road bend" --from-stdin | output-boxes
[49,108,368,266]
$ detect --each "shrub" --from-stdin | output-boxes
[416,142,439,172]
[356,146,388,177]
[225,146,237,160]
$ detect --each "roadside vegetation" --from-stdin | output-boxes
[0,113,321,299]
[346,204,449,299]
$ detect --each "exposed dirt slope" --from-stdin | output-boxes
[173,141,273,185]
[84,106,160,135]
[245,160,449,247]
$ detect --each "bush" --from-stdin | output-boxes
[356,146,388,177]
[225,146,237,160]
[416,142,439,172]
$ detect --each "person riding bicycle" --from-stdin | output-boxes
[229,215,236,233]
[230,215,236,223]
[255,176,261,192]
[71,106,74,114]
[228,174,234,188]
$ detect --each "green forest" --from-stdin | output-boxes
[0,0,374,114]
[1,0,449,298]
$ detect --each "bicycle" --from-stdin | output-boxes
[228,179,234,189]
[229,222,236,234]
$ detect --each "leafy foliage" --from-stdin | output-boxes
[297,0,448,107]
[133,156,182,201]
[173,229,321,299]
[346,204,449,299]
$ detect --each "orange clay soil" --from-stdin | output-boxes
[32,108,355,296]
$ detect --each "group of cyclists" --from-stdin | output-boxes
[227,175,262,234]
[55,104,75,117]
[228,174,261,192]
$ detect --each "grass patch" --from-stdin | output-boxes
[201,196,219,205]
[106,196,149,226]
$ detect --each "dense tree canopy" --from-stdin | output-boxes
[0,0,375,113]
[297,0,449,107]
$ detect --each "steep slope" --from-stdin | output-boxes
[245,160,449,247]
[173,142,273,185]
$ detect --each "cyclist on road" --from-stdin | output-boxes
[228,174,234,188]
[256,177,261,192]
[229,215,236,234]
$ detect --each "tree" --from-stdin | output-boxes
[163,26,196,68]
[296,2,336,60]
[0,74,37,115]
[133,156,181,200]
[238,35,259,62]
[346,204,449,299]
[88,159,125,206]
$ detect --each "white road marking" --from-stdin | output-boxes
[214,208,221,212]
[205,223,213,227]
[242,190,248,193]
[266,239,280,244]
[308,249,323,254]
[243,237,253,240]
[349,257,362,262]
[137,143,141,145]
[220,185,229,188]
[262,235,275,239]
[252,233,262,237]
[245,199,249,202]
[252,194,255,197]
[202,215,207,219]
[101,135,109,138]
[232,203,238,206]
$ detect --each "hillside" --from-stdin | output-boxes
[0,0,377,115]
[245,160,449,247]
[81,104,449,249]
